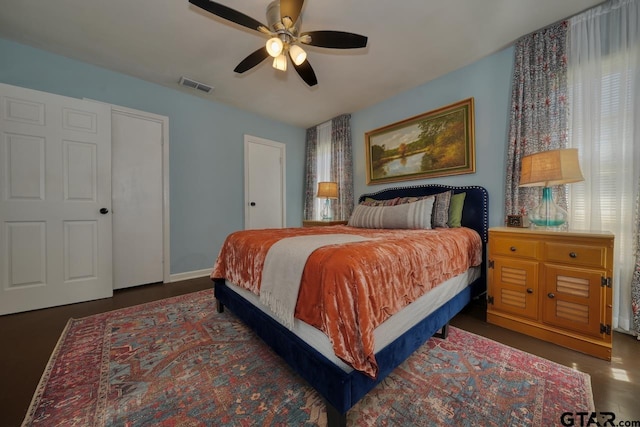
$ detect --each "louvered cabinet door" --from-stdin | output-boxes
[542,265,605,339]
[490,258,538,320]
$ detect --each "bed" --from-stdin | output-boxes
[211,184,488,426]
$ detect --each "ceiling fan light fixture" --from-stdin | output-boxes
[289,44,307,66]
[266,37,283,57]
[189,0,368,87]
[273,53,287,71]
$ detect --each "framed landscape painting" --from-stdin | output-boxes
[365,98,475,185]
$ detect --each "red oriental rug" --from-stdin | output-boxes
[23,289,594,426]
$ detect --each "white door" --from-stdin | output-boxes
[0,83,112,315]
[111,106,167,289]
[244,135,286,229]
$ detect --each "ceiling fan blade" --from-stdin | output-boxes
[293,59,317,87]
[234,47,269,73]
[280,0,304,26]
[189,0,267,33]
[299,30,368,49]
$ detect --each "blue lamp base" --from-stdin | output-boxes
[321,198,332,220]
[529,187,568,230]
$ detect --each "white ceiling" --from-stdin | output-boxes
[0,0,602,128]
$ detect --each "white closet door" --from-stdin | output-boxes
[111,107,166,289]
[0,83,113,315]
[244,135,286,229]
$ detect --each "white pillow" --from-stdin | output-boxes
[348,196,435,229]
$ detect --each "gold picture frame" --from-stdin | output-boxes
[365,98,475,185]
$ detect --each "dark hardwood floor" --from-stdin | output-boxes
[1,278,638,426]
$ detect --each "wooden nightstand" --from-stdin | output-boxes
[487,226,614,360]
[302,220,348,227]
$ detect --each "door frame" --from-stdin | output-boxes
[244,134,286,229]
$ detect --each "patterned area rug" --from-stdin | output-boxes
[23,289,594,426]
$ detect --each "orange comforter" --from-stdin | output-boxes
[211,225,482,378]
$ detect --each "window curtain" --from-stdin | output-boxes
[303,114,354,220]
[504,22,569,219]
[634,178,640,338]
[303,126,317,220]
[330,114,354,220]
[567,0,640,336]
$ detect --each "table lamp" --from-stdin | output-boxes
[519,148,584,229]
[317,181,338,220]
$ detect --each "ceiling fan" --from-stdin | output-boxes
[189,0,368,87]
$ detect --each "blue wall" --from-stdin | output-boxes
[352,47,514,227]
[0,38,306,275]
[0,37,515,275]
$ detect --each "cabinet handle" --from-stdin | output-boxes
[569,252,577,258]
[526,288,534,294]
[547,292,555,298]
[510,246,517,252]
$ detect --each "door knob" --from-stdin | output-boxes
[547,292,555,298]
[99,208,109,214]
[250,202,256,206]
[526,288,534,294]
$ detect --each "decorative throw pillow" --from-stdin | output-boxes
[348,197,435,229]
[431,190,452,228]
[361,197,400,207]
[447,192,466,227]
[395,195,429,204]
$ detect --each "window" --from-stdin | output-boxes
[568,54,636,251]
[567,45,639,332]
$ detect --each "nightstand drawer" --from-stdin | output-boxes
[545,242,607,268]
[491,237,539,259]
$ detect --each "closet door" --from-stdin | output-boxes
[0,83,113,315]
[111,106,168,289]
[244,135,286,229]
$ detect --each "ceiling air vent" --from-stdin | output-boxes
[178,76,214,94]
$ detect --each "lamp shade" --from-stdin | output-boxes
[317,182,338,199]
[519,148,584,187]
[266,37,283,57]
[272,53,287,71]
[289,44,307,66]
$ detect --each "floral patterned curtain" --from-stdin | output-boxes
[633,177,640,338]
[303,114,354,221]
[504,21,569,220]
[330,114,354,220]
[303,126,317,220]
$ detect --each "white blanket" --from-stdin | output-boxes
[259,233,370,330]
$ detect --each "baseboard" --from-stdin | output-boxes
[169,268,212,283]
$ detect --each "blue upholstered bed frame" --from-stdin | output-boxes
[213,184,489,426]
